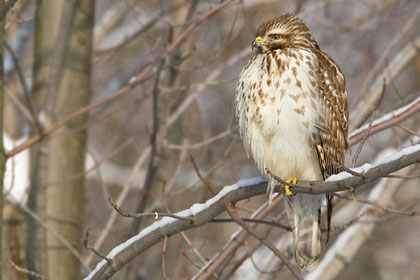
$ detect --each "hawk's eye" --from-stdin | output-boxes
[269,34,280,40]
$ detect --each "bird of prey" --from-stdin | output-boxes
[235,13,349,270]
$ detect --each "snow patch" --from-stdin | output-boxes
[4,133,30,203]
[326,144,420,182]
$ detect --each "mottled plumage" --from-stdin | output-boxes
[235,13,348,270]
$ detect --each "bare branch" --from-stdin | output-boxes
[84,177,267,279]
[224,205,303,280]
[108,195,194,222]
[4,41,43,134]
[352,111,374,168]
[182,251,202,270]
[332,162,367,179]
[130,59,163,234]
[85,146,151,265]
[332,193,418,216]
[162,236,169,280]
[0,0,18,21]
[85,144,420,279]
[5,0,236,159]
[194,194,284,279]
[349,95,420,146]
[83,229,115,269]
[7,258,47,280]
[189,154,217,195]
[10,202,92,273]
[351,8,420,130]
[352,78,386,167]
[397,124,420,138]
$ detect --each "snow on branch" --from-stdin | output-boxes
[85,145,420,279]
[287,144,420,194]
[84,177,266,280]
[349,95,420,145]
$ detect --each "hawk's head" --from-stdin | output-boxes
[252,13,319,53]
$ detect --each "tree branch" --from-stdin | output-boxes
[5,0,236,159]
[349,95,420,146]
[85,144,420,279]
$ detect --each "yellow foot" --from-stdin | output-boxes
[281,175,297,196]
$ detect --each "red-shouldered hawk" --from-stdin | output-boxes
[235,13,349,270]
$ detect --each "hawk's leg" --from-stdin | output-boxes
[280,175,297,196]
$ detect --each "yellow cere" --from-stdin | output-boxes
[256,36,262,42]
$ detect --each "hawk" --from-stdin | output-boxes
[235,13,349,270]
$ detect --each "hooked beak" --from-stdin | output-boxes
[252,39,261,51]
[252,36,263,52]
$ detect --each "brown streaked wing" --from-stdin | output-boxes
[314,50,349,242]
[314,50,349,179]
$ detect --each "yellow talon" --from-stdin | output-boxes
[290,175,297,185]
[281,175,297,196]
[284,185,293,196]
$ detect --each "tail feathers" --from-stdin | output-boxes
[288,194,322,271]
[292,217,321,270]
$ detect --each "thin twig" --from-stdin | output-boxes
[397,123,420,137]
[356,78,387,130]
[170,202,208,266]
[108,196,194,222]
[352,79,386,167]
[333,193,418,216]
[333,162,368,179]
[5,0,236,159]
[210,218,292,232]
[225,205,303,280]
[162,236,169,280]
[329,210,368,232]
[247,248,284,275]
[85,146,152,265]
[83,229,115,269]
[130,60,164,234]
[95,3,184,54]
[0,0,18,21]
[352,111,375,168]
[4,41,43,135]
[189,155,217,195]
[194,194,284,280]
[11,201,91,273]
[210,216,365,234]
[182,252,202,269]
[165,128,235,150]
[265,168,300,189]
[7,258,47,280]
[384,174,420,179]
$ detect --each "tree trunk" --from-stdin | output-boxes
[0,1,5,278]
[2,203,26,280]
[32,0,94,279]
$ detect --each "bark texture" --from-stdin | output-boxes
[32,0,94,279]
